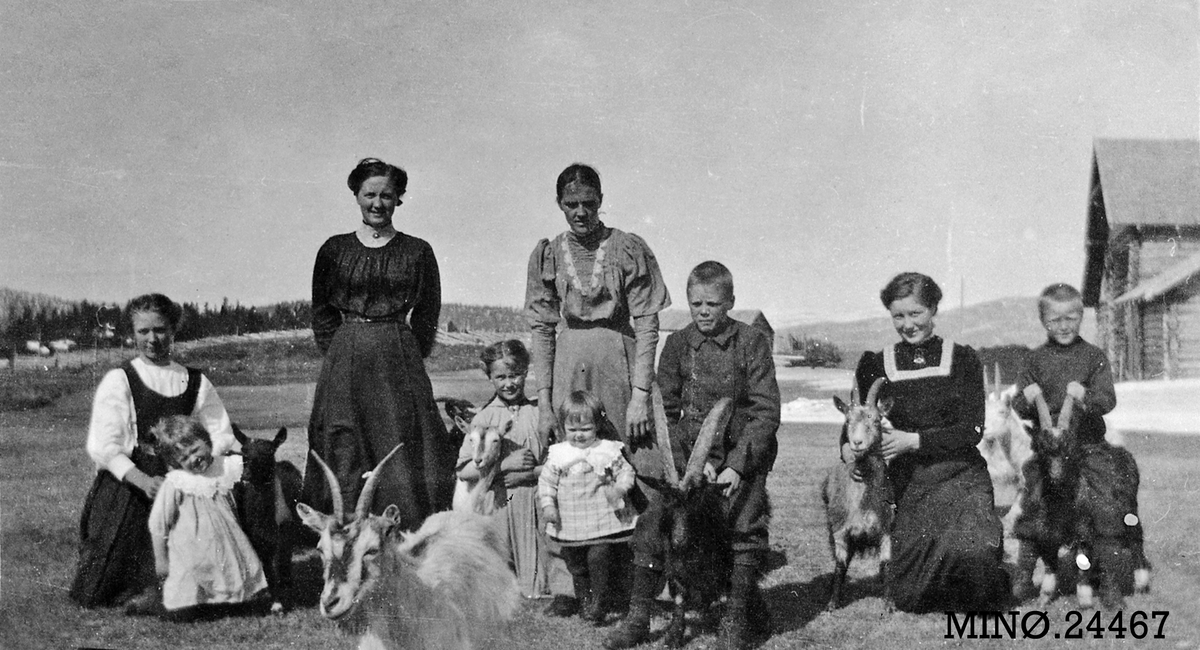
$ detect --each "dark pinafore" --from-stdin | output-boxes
[69,362,202,607]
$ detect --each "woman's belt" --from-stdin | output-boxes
[562,317,628,331]
[342,313,407,324]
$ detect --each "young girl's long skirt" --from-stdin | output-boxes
[302,321,458,525]
[504,482,550,598]
[69,471,157,607]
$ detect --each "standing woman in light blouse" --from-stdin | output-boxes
[70,293,235,613]
[300,158,456,525]
[525,163,672,616]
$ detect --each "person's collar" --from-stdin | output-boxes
[687,319,738,349]
[567,222,609,249]
[1047,335,1083,349]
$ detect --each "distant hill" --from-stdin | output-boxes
[779,296,1063,363]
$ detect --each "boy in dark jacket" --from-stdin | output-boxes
[605,261,780,650]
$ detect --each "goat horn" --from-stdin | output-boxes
[681,397,734,489]
[864,377,886,407]
[355,444,405,519]
[308,450,344,524]
[651,383,681,487]
[1058,393,1076,431]
[994,362,1003,399]
[1033,393,1054,432]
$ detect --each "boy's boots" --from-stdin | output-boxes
[602,565,662,649]
[719,561,771,650]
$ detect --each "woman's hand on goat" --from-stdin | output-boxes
[881,429,920,462]
[625,387,652,442]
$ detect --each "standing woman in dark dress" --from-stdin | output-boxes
[301,158,456,524]
[70,293,236,613]
[525,163,672,615]
[844,272,1010,612]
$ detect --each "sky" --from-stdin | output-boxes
[2,0,1197,325]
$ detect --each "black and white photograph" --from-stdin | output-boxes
[2,1,1198,648]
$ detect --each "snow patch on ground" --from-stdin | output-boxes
[781,397,845,424]
[775,365,1200,434]
[1106,378,1200,435]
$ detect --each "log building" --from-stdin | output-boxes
[1082,138,1200,380]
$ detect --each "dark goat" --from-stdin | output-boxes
[1012,394,1149,609]
[651,392,735,648]
[438,397,479,437]
[821,377,894,612]
[233,425,302,613]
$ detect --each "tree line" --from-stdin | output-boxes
[0,289,529,350]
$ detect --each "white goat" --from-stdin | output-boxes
[451,416,509,515]
[979,364,1033,500]
[296,442,520,650]
[821,377,894,612]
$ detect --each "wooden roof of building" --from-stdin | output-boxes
[1082,138,1200,306]
[1113,248,1200,304]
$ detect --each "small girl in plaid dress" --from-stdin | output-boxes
[538,390,636,624]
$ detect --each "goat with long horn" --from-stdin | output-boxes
[296,444,520,650]
[652,397,737,648]
[1011,390,1150,609]
[1010,391,1085,606]
[822,377,895,611]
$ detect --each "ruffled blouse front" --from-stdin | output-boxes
[524,227,671,327]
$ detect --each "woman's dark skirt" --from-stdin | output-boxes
[301,322,457,528]
[69,470,157,607]
[888,459,1010,612]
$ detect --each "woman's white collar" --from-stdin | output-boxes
[882,338,955,381]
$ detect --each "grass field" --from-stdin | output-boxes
[2,365,1200,649]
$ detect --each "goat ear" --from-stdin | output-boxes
[833,396,849,415]
[877,396,894,417]
[381,504,402,524]
[232,424,248,445]
[453,416,471,436]
[273,427,288,447]
[295,502,332,532]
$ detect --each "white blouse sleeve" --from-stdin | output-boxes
[86,369,136,481]
[194,373,235,456]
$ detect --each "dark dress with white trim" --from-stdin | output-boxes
[69,363,200,607]
[850,336,1010,612]
[302,232,457,525]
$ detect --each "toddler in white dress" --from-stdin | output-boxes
[149,415,267,615]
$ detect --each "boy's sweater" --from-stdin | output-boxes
[1011,337,1116,446]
